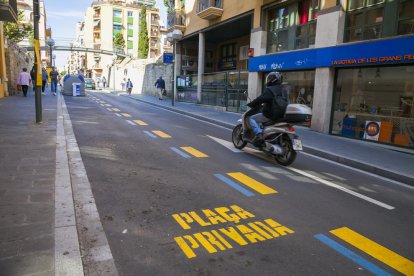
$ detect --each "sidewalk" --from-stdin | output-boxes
[122,93,414,186]
[0,91,57,275]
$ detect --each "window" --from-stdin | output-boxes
[113,25,122,31]
[113,10,122,18]
[219,43,237,70]
[127,24,133,30]
[296,0,319,49]
[398,0,414,35]
[267,6,290,53]
[127,11,133,17]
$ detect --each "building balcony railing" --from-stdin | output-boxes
[93,13,100,18]
[196,0,223,20]
[0,0,18,22]
[167,9,186,32]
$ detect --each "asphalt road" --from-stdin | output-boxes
[64,92,414,276]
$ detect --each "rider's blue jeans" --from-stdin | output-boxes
[249,113,269,135]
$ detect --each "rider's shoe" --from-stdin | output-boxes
[252,133,264,147]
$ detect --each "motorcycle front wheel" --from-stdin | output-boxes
[232,124,247,149]
[275,135,297,166]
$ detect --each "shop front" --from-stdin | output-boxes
[249,35,414,149]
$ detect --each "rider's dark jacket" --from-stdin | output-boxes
[247,84,287,121]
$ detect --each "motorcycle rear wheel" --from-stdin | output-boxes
[232,124,247,149]
[274,135,297,166]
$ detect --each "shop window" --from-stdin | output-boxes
[280,70,315,109]
[219,43,237,70]
[331,66,414,148]
[398,0,414,35]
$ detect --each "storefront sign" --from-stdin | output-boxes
[364,121,381,141]
[249,36,414,71]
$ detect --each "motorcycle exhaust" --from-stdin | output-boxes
[264,142,284,155]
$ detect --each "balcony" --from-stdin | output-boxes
[0,0,18,22]
[197,0,223,20]
[167,9,185,32]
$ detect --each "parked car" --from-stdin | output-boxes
[85,78,96,90]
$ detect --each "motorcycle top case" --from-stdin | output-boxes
[284,104,312,123]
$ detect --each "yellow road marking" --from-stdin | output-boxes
[121,113,132,118]
[180,147,208,158]
[227,172,277,195]
[152,130,171,138]
[133,120,148,126]
[112,108,120,112]
[331,227,414,275]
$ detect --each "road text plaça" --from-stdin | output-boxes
[172,205,295,258]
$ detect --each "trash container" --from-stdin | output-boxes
[72,83,81,96]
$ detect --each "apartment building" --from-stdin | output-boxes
[68,21,87,74]
[17,0,48,66]
[83,0,161,80]
[0,0,18,98]
[168,0,414,149]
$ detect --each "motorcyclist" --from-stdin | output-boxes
[246,71,288,145]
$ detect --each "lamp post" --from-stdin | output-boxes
[112,54,117,92]
[167,29,183,106]
[33,0,42,123]
[52,54,56,68]
[46,38,55,68]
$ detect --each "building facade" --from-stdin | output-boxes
[168,0,414,149]
[83,0,161,80]
[68,21,87,74]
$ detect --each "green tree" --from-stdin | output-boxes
[3,10,33,44]
[138,6,149,59]
[113,33,125,52]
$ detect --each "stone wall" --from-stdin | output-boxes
[5,41,33,96]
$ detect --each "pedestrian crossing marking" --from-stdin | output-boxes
[112,108,120,112]
[152,130,171,138]
[121,113,132,118]
[105,104,112,107]
[227,172,277,195]
[331,227,414,275]
[133,120,148,126]
[180,147,208,158]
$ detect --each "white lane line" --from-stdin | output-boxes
[207,135,243,153]
[115,113,122,117]
[106,108,112,112]
[126,120,136,126]
[286,167,395,210]
[299,152,414,191]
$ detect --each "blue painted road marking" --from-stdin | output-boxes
[144,131,157,138]
[214,174,255,197]
[314,234,392,276]
[170,147,191,158]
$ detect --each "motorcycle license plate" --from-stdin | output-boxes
[292,139,303,151]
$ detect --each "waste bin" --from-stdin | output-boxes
[72,83,81,96]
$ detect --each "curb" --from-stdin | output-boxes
[126,95,414,186]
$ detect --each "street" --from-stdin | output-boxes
[63,92,414,275]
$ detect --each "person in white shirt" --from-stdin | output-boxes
[18,68,32,97]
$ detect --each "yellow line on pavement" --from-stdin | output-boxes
[180,147,208,158]
[121,113,132,118]
[133,120,148,126]
[152,130,171,138]
[331,227,414,275]
[227,172,277,195]
[112,108,120,112]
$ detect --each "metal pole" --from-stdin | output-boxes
[33,0,42,123]
[49,45,52,67]
[113,65,115,92]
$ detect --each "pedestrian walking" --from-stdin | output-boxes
[49,67,59,96]
[102,76,107,88]
[41,68,48,95]
[18,68,32,97]
[121,78,126,91]
[154,76,166,100]
[126,78,133,95]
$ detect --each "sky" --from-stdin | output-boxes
[44,0,167,69]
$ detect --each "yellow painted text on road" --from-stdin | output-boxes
[121,113,132,118]
[180,147,208,158]
[331,227,414,275]
[172,205,255,230]
[133,120,148,126]
[227,172,277,195]
[152,130,171,138]
[174,218,294,259]
[112,108,120,112]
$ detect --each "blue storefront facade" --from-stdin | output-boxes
[248,35,414,148]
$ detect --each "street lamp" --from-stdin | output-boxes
[112,54,117,92]
[167,29,183,106]
[52,54,56,67]
[46,38,55,68]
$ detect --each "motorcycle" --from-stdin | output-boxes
[232,103,312,166]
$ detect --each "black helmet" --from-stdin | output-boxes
[265,72,283,87]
